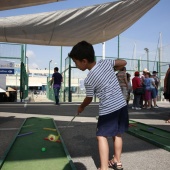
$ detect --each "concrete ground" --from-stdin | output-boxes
[0,98,170,170]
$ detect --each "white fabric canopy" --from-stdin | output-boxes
[0,88,6,93]
[0,0,159,46]
[0,0,63,11]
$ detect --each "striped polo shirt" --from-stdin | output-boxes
[84,59,126,116]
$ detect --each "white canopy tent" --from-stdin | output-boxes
[0,88,6,93]
[0,0,159,46]
[0,0,64,11]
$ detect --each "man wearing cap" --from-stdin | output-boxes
[140,68,148,107]
[152,71,160,104]
[132,71,142,110]
[152,71,160,89]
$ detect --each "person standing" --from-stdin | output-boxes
[132,71,142,110]
[50,67,63,105]
[140,68,148,107]
[152,71,160,104]
[143,72,152,109]
[164,65,170,123]
[152,71,160,90]
[126,73,132,105]
[150,75,159,108]
[69,41,128,170]
[116,67,128,102]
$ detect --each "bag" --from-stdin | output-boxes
[135,87,145,95]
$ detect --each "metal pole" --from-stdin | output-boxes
[24,44,27,64]
[159,32,162,82]
[144,48,149,70]
[49,60,52,80]
[49,62,50,80]
[20,45,24,102]
[102,42,105,59]
[60,46,63,73]
[16,72,17,90]
[133,42,136,70]
[68,58,72,102]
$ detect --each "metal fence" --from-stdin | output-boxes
[47,55,169,103]
[0,43,28,101]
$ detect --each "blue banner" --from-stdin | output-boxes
[0,68,14,74]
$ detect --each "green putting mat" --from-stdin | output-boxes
[0,117,76,170]
[128,120,170,152]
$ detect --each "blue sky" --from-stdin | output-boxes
[0,0,170,71]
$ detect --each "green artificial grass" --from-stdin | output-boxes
[128,120,170,152]
[1,117,75,170]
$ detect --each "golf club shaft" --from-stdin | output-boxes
[59,114,78,135]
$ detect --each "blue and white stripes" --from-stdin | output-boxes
[85,59,126,116]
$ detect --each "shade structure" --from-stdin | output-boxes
[0,0,64,11]
[0,88,6,93]
[0,0,160,46]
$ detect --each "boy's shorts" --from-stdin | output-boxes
[96,106,129,137]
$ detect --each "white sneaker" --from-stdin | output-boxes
[153,106,159,108]
[136,107,141,110]
[132,107,136,109]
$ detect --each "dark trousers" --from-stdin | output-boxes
[133,90,141,108]
[53,87,60,104]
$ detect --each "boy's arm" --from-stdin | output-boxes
[78,96,93,114]
[114,59,127,71]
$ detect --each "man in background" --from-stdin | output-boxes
[50,67,63,105]
[152,71,160,106]
[152,71,160,93]
[116,67,128,102]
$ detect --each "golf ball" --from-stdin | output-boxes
[41,147,46,152]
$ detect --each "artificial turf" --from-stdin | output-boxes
[1,117,75,170]
[128,120,170,152]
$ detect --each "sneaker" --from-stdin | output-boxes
[153,106,159,108]
[147,107,151,109]
[136,107,141,110]
[132,107,136,109]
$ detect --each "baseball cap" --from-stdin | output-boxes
[134,71,139,76]
[152,71,158,74]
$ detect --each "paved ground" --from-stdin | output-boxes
[0,98,170,170]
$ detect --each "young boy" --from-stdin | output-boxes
[69,41,129,170]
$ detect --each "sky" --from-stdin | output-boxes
[0,0,170,71]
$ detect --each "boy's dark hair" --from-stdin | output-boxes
[54,67,59,72]
[68,41,95,63]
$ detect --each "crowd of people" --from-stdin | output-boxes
[116,67,160,110]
